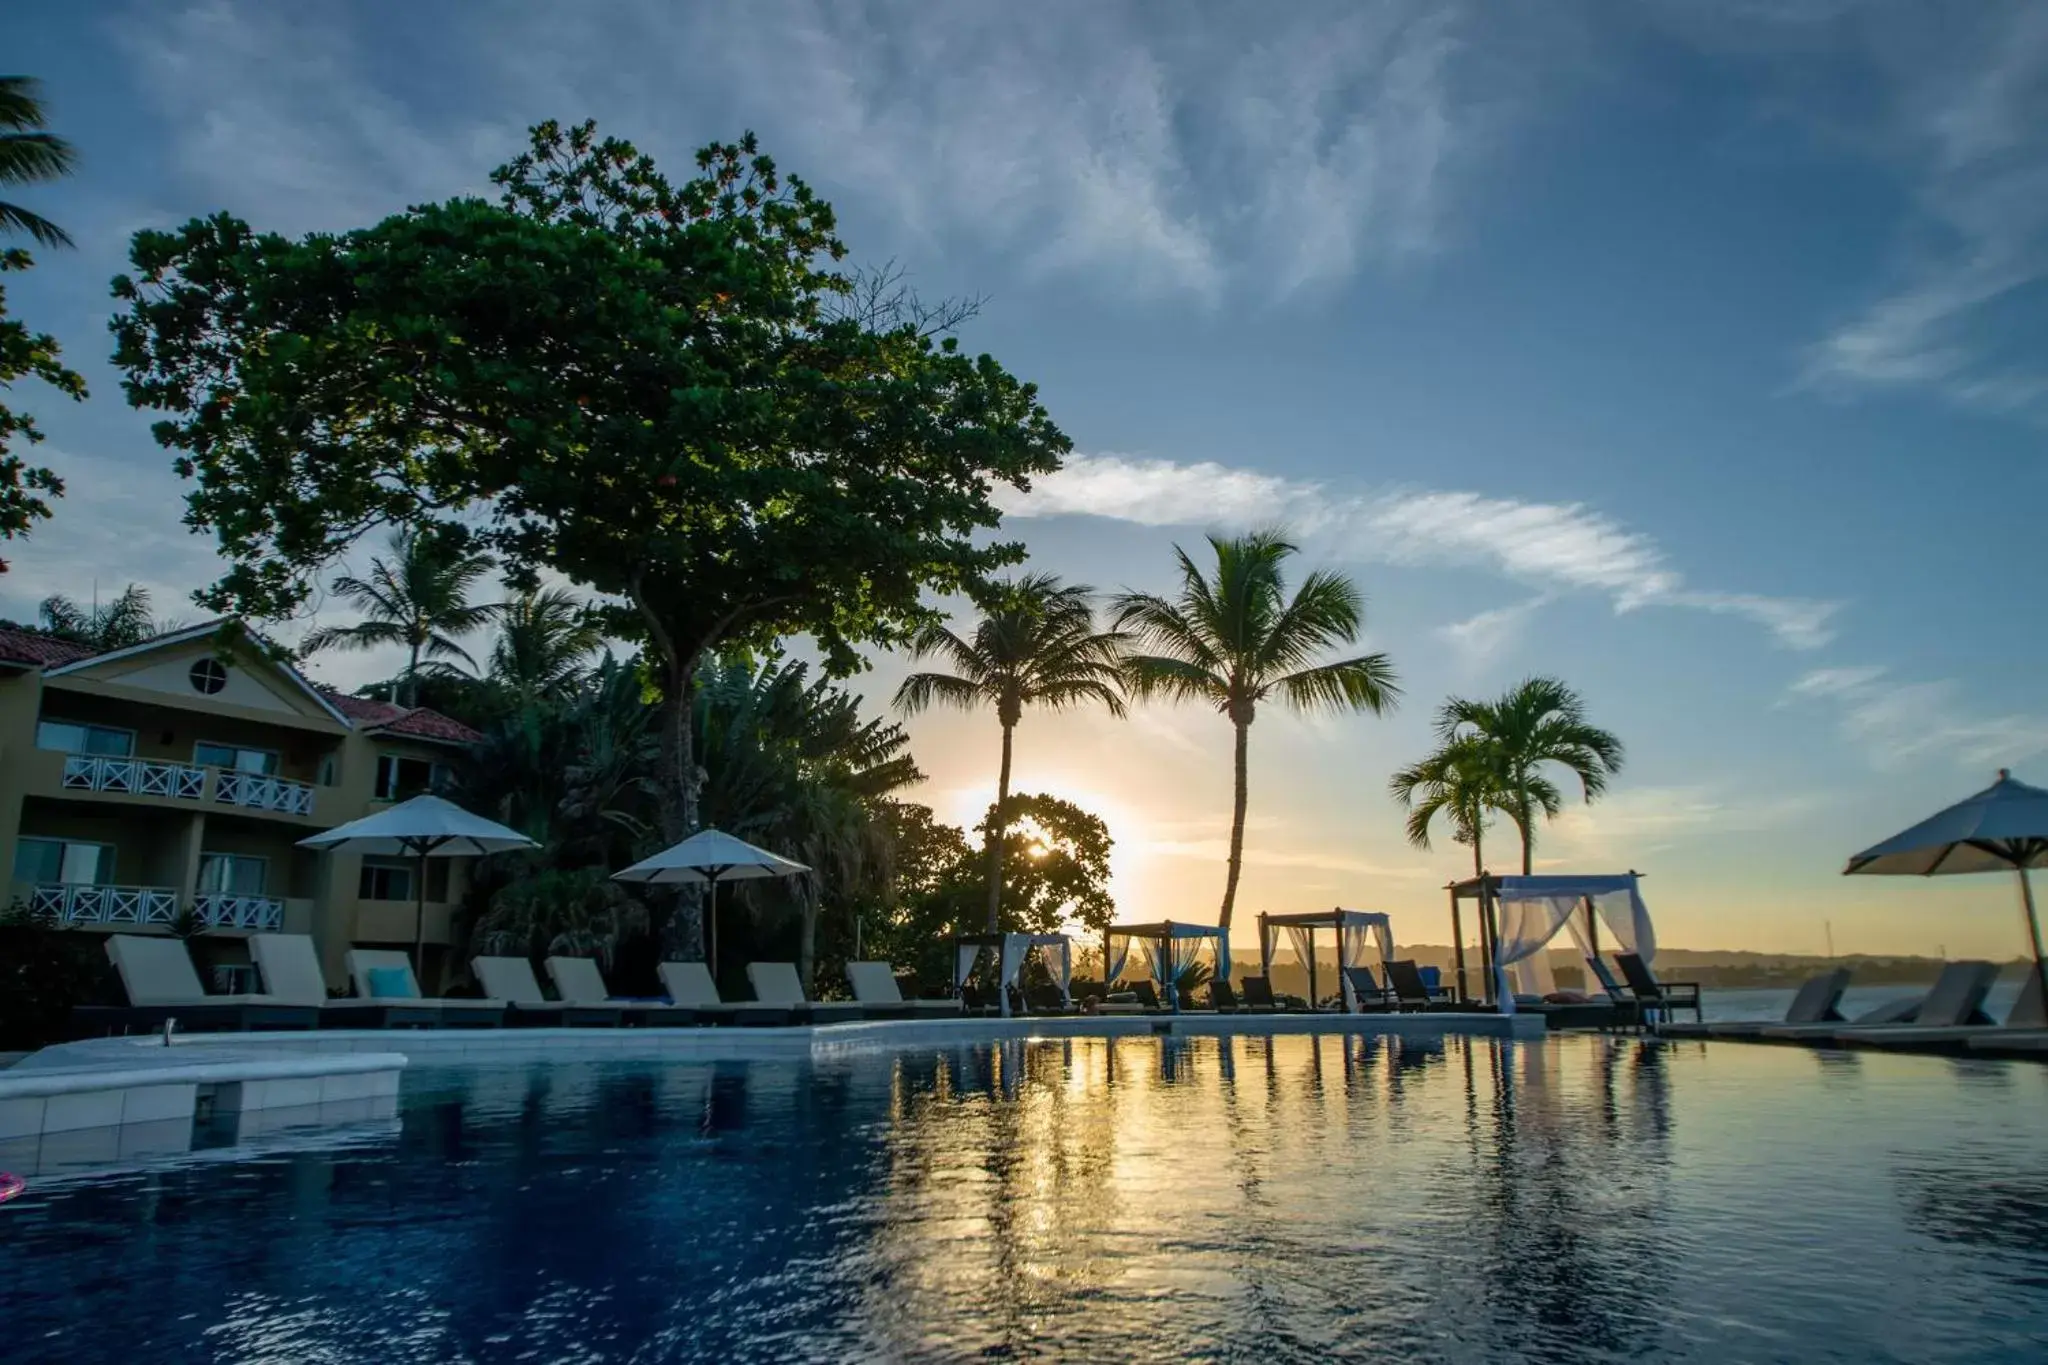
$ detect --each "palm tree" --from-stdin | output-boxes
[1113,532,1399,930]
[0,77,75,248]
[37,584,160,650]
[301,527,499,705]
[1434,677,1625,874]
[1389,732,1514,877]
[489,588,604,707]
[893,574,1127,933]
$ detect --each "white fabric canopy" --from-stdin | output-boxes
[953,933,1073,1016]
[1489,875,1654,1014]
[1257,909,1394,1009]
[1103,923,1231,1008]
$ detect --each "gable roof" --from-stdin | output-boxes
[3,619,480,744]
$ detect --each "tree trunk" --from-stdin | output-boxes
[1518,788,1534,875]
[656,658,705,961]
[1472,823,1485,878]
[405,638,422,708]
[1218,718,1250,930]
[983,721,1015,934]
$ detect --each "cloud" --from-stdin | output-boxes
[1788,665,2048,769]
[119,0,1497,302]
[1141,837,1436,880]
[1540,783,1823,862]
[1005,453,1840,650]
[1437,595,1551,668]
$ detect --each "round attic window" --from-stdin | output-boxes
[189,657,228,695]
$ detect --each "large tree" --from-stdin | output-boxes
[301,525,499,705]
[1114,532,1399,930]
[0,77,80,572]
[1435,677,1625,874]
[37,583,162,651]
[489,587,605,709]
[111,119,1066,953]
[893,574,1125,932]
[1389,731,1514,877]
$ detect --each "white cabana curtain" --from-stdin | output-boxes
[1283,926,1317,998]
[1052,939,1073,1004]
[1104,935,1132,988]
[1491,876,1654,1014]
[1335,910,1394,967]
[954,942,983,995]
[998,934,1025,1018]
[1162,933,1204,993]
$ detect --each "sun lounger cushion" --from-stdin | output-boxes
[749,962,862,1016]
[106,934,289,1008]
[367,967,416,998]
[473,957,549,1006]
[658,961,731,1009]
[249,933,334,1005]
[546,957,614,1004]
[846,961,907,1004]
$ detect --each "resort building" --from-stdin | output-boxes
[0,623,483,992]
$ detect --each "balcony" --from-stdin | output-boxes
[29,882,178,927]
[212,770,315,817]
[61,755,204,802]
[191,892,286,931]
[26,884,288,932]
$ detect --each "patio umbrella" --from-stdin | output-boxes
[1844,769,2048,1004]
[612,829,811,974]
[300,794,538,975]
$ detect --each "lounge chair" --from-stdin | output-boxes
[1759,960,1999,1041]
[748,962,866,1024]
[469,957,624,1026]
[1835,967,2043,1049]
[545,957,697,1025]
[1209,979,1241,1012]
[76,934,319,1033]
[345,949,509,1027]
[251,933,442,1028]
[1237,976,1285,1011]
[1658,968,1850,1039]
[1341,965,1393,1013]
[657,961,794,1026]
[1130,980,1164,1011]
[1383,959,1438,1013]
[1615,953,1702,1025]
[845,961,963,1019]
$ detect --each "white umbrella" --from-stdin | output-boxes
[1844,768,2048,1004]
[612,829,811,973]
[300,794,537,973]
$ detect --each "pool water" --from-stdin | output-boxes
[2,1034,2046,1363]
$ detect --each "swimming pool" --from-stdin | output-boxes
[2,1034,2045,1362]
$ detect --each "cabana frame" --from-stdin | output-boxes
[1446,871,1650,1008]
[952,932,1073,1017]
[1102,921,1231,1014]
[1256,908,1396,1010]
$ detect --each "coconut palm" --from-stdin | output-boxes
[894,574,1127,932]
[489,588,604,707]
[1435,677,1625,874]
[1113,532,1399,930]
[37,583,161,650]
[0,77,75,248]
[301,527,499,705]
[1389,732,1515,877]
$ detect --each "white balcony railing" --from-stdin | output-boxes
[61,755,205,802]
[30,883,179,927]
[192,892,285,931]
[212,770,315,817]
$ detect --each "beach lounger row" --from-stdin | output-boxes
[71,934,963,1035]
[1657,960,2045,1053]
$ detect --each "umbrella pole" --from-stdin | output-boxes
[412,848,427,985]
[2020,867,2048,1006]
[709,878,719,978]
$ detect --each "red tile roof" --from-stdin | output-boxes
[315,687,483,745]
[0,627,99,669]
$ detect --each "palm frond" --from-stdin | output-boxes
[1270,653,1400,715]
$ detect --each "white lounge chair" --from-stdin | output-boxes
[251,933,442,1027]
[92,934,317,1032]
[747,961,865,1024]
[546,957,698,1025]
[1759,960,1998,1041]
[1841,968,2045,1049]
[657,961,795,1026]
[345,949,507,1027]
[1658,968,1851,1040]
[472,956,622,1026]
[845,961,962,1018]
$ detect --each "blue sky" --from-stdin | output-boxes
[9,0,2048,956]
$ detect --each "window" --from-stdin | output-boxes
[188,658,228,695]
[315,754,338,787]
[358,859,414,901]
[36,720,134,758]
[374,753,445,801]
[13,837,112,886]
[196,852,267,895]
[357,858,448,902]
[194,742,279,775]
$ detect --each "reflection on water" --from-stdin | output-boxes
[1,1035,2045,1363]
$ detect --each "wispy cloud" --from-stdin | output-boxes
[1788,665,2048,769]
[1437,595,1551,669]
[1541,783,1824,863]
[1003,453,1841,650]
[1141,837,1435,880]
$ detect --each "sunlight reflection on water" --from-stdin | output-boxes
[2,1034,2046,1363]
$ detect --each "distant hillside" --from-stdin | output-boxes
[1264,944,2034,994]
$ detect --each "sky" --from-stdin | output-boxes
[8,0,2048,958]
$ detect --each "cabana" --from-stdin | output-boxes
[1102,921,1231,1013]
[1257,909,1396,1010]
[1445,873,1655,1012]
[952,932,1073,1018]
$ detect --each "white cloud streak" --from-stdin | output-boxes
[1437,595,1551,669]
[1788,664,2048,769]
[1004,453,1841,649]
